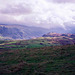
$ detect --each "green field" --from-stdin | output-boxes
[0,39,75,75]
[0,38,60,50]
[0,36,74,50]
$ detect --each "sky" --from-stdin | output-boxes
[0,0,75,29]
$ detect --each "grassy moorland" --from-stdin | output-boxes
[0,38,75,75]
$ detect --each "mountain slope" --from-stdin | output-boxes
[0,24,75,40]
[0,24,49,40]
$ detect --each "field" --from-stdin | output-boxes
[0,39,75,75]
[0,38,60,50]
[0,36,75,50]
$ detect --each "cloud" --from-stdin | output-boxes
[47,0,75,3]
[0,14,19,24]
[0,4,32,15]
[0,0,75,29]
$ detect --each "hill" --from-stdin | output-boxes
[42,33,75,45]
[0,32,75,51]
[43,32,75,38]
[0,24,49,40]
[0,44,75,75]
[0,34,75,75]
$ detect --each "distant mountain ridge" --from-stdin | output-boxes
[0,24,49,40]
[0,24,75,40]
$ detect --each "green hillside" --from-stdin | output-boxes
[0,38,60,50]
[0,35,75,50]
